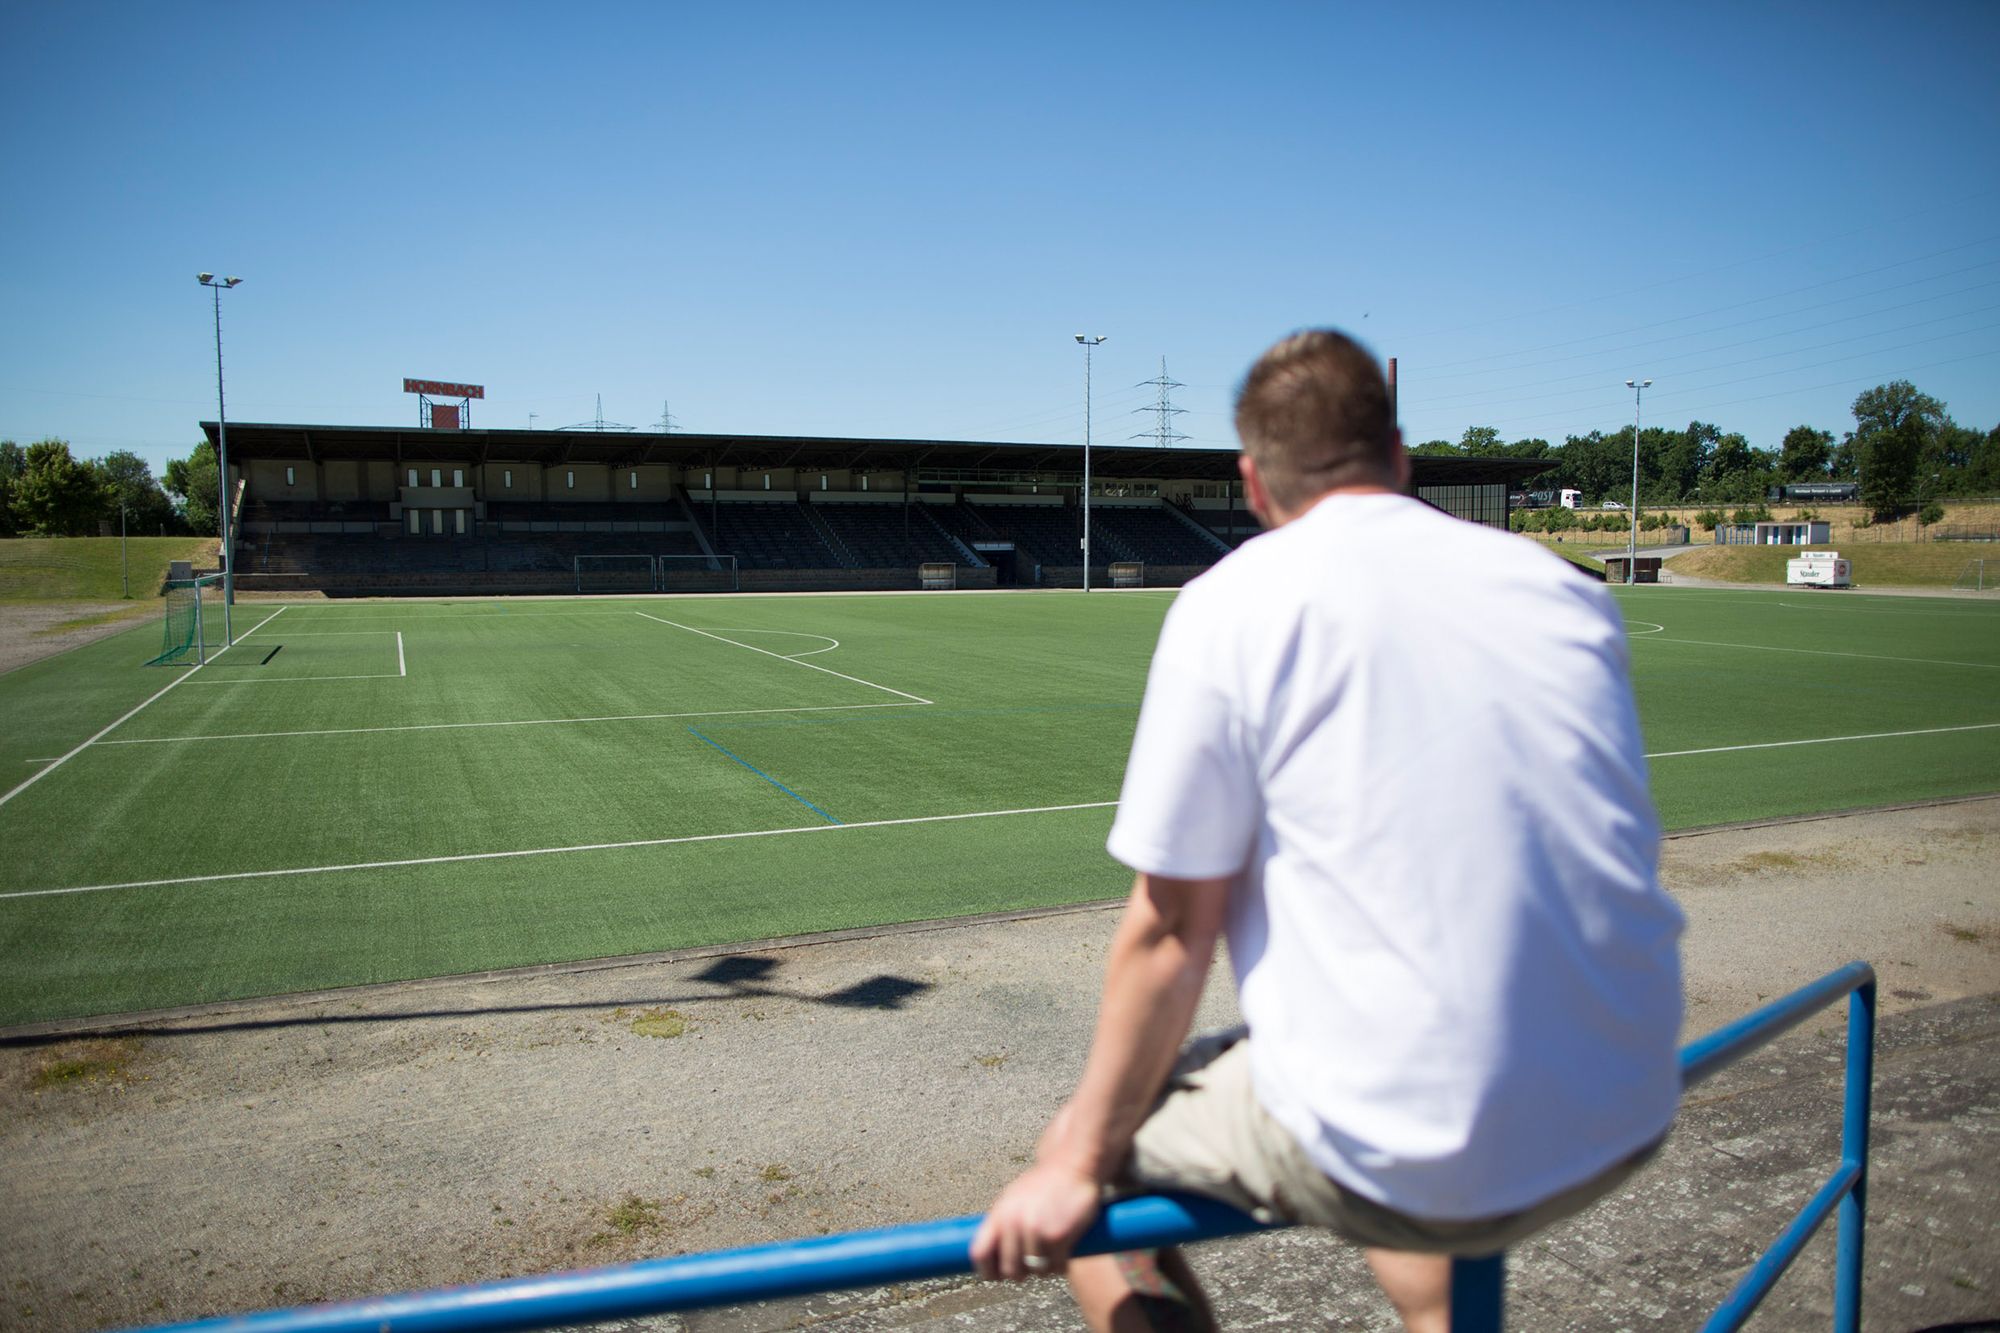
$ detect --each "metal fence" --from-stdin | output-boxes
[133,962,1877,1333]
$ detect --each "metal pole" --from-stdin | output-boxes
[1076,335,1105,591]
[211,281,235,645]
[121,505,129,598]
[1626,379,1649,585]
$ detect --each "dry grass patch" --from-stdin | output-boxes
[28,1038,145,1091]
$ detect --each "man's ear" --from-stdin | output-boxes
[1237,453,1274,529]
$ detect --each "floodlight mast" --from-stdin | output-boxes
[199,272,243,644]
[1625,378,1652,584]
[1075,335,1107,591]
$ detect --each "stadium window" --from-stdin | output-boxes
[503,469,512,489]
[433,509,444,535]
[406,509,421,535]
[566,470,575,490]
[454,509,466,535]
[763,474,771,490]
[431,469,442,488]
[407,468,419,488]
[453,469,464,487]
[820,475,828,490]
[861,475,869,491]
[285,466,295,486]
[630,470,638,490]
[703,471,712,489]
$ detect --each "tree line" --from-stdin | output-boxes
[1411,379,2000,520]
[0,438,220,539]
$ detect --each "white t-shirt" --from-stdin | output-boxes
[1107,492,1684,1221]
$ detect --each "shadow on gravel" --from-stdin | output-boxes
[0,954,935,1048]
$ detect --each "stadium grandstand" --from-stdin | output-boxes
[207,421,1554,596]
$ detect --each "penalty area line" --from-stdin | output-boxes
[0,800,1122,902]
[1647,720,2000,760]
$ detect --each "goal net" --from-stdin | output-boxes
[919,562,957,591]
[146,573,225,667]
[659,554,739,593]
[1109,561,1145,589]
[575,554,656,594]
[1953,559,1987,593]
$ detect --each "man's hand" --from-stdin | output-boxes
[969,1158,1102,1281]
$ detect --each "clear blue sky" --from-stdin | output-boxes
[4,1,1996,483]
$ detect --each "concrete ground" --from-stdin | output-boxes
[2,798,1996,1333]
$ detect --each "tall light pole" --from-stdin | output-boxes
[1075,334,1106,591]
[199,273,242,645]
[1625,377,1651,585]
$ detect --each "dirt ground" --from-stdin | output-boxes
[1,797,1996,1332]
[0,602,156,676]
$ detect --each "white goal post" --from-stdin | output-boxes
[659,554,739,593]
[574,554,656,593]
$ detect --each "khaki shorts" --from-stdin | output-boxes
[1121,1027,1661,1255]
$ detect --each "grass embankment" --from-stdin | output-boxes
[0,537,216,603]
[1669,543,1993,587]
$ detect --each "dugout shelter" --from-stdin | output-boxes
[205,421,1553,597]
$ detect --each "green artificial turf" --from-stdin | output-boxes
[2,585,1997,1025]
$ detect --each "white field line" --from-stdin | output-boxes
[185,627,408,685]
[705,629,843,659]
[1645,720,2000,760]
[97,701,927,747]
[634,612,933,704]
[0,800,1122,901]
[1637,635,2000,671]
[250,630,404,636]
[0,606,286,810]
[184,673,406,685]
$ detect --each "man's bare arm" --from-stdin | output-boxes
[971,871,1231,1281]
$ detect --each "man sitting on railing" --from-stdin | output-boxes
[972,330,1686,1332]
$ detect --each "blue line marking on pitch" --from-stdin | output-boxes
[686,727,843,825]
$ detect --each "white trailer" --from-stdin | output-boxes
[1786,551,1851,588]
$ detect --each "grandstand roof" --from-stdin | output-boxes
[202,423,1552,488]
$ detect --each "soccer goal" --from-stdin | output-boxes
[919,562,957,591]
[1953,559,1987,592]
[659,554,739,593]
[146,573,226,667]
[575,554,657,594]
[1109,561,1145,589]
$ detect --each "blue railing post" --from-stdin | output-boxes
[1449,1253,1504,1332]
[1833,979,1874,1332]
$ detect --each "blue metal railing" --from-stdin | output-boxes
[133,961,1876,1333]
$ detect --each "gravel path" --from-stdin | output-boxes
[2,800,1996,1333]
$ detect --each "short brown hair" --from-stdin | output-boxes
[1234,329,1398,511]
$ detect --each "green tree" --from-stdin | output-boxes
[1779,425,1834,482]
[10,439,107,536]
[1850,380,1945,519]
[165,440,220,536]
[1459,425,1505,456]
[91,450,178,535]
[0,440,24,537]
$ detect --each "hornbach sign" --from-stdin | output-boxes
[402,379,485,399]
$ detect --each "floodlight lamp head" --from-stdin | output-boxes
[197,272,214,284]
[1626,379,1636,387]
[1075,334,1086,343]
[224,276,242,287]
